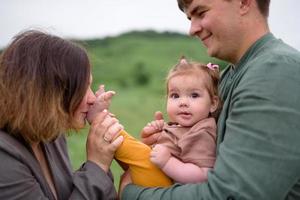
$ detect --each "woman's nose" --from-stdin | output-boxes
[87,89,96,104]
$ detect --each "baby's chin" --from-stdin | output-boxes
[176,120,196,127]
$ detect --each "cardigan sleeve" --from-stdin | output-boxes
[55,136,117,200]
[0,132,117,200]
[70,161,117,200]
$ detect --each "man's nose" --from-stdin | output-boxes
[189,18,202,36]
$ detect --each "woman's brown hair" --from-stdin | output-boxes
[0,30,91,143]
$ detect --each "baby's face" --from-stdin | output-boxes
[166,73,214,127]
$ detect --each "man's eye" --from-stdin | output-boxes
[197,10,207,18]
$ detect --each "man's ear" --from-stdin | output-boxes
[239,0,252,15]
[210,95,219,113]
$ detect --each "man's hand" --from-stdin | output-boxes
[118,170,132,198]
[140,111,164,145]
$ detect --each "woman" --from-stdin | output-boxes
[0,30,123,200]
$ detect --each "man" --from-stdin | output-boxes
[119,0,300,199]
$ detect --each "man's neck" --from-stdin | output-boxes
[232,18,270,65]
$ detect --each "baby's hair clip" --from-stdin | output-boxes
[179,56,188,65]
[206,62,219,70]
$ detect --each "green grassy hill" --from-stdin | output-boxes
[79,30,226,89]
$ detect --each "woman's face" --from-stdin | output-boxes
[73,76,96,128]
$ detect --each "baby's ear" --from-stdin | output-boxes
[209,95,219,113]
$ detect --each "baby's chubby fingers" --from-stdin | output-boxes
[149,120,164,131]
[95,84,105,97]
[87,85,116,124]
[154,111,164,121]
[95,84,115,102]
[101,91,115,101]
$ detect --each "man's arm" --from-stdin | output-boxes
[120,58,300,200]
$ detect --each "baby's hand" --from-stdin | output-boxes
[87,85,115,124]
[150,144,171,169]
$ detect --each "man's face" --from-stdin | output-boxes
[185,0,242,62]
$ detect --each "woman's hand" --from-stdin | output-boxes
[140,111,164,145]
[86,110,123,172]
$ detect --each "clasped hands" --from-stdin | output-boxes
[86,85,124,172]
[119,111,172,195]
[144,118,172,169]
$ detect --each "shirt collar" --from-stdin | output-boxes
[234,33,275,70]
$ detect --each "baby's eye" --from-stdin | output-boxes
[169,93,179,99]
[191,93,200,98]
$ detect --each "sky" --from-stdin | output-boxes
[1,0,299,50]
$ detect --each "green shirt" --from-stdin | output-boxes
[122,33,300,200]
